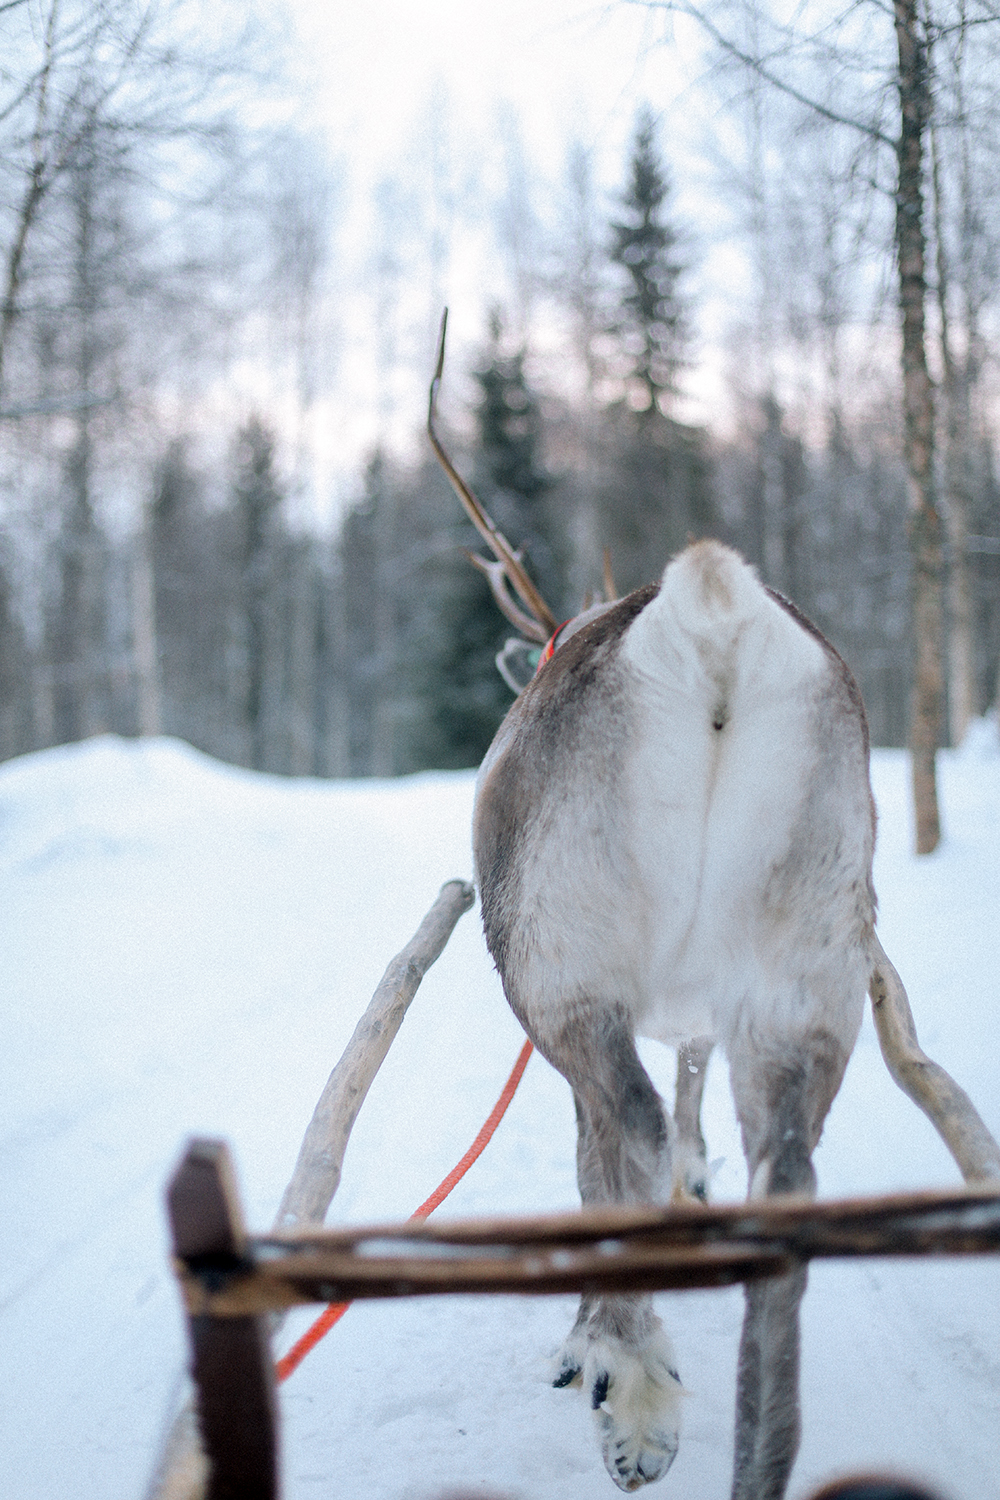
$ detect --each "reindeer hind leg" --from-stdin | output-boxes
[540,1003,683,1491]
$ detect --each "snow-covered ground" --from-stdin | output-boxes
[2,728,999,1500]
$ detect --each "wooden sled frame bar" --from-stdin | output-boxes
[174,1150,1000,1317]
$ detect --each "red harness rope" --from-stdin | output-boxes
[275,1036,535,1382]
[538,619,571,670]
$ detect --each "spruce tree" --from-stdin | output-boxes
[595,110,713,593]
[472,310,563,609]
[414,312,566,771]
[476,324,548,501]
[609,107,687,417]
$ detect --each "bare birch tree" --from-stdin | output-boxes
[0,0,258,410]
[894,0,944,852]
[926,1,1000,745]
[0,0,316,753]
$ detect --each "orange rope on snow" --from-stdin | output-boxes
[275,1037,535,1383]
[275,1297,351,1380]
[410,1036,534,1219]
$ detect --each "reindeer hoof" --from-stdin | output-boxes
[552,1331,586,1388]
[596,1402,679,1491]
[671,1169,708,1205]
[585,1329,682,1490]
[552,1357,582,1389]
[671,1148,710,1205]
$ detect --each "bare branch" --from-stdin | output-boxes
[0,389,117,419]
[632,0,897,148]
[0,0,60,396]
[275,880,477,1231]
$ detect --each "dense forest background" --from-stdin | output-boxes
[1,0,999,779]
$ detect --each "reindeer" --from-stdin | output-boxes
[427,312,999,1498]
[474,541,875,1496]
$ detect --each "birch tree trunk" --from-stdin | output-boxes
[929,40,977,751]
[894,0,943,853]
[132,519,162,738]
[943,379,976,749]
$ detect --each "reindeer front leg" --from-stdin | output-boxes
[728,1031,852,1500]
[731,1265,808,1500]
[542,1005,685,1492]
[673,1037,713,1202]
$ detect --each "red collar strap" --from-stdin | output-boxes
[538,620,572,671]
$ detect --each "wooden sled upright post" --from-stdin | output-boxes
[167,1139,280,1500]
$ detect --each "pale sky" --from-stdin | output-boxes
[236,1,751,520]
[288,1,696,182]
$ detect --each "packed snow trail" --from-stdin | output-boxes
[1,732,998,1499]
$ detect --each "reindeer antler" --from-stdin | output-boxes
[427,309,558,645]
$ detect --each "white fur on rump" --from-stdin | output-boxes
[500,539,872,1063]
[624,541,872,1055]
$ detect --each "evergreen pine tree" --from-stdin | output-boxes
[416,553,518,771]
[476,325,549,501]
[413,312,567,771]
[472,310,563,609]
[591,109,713,595]
[609,107,688,417]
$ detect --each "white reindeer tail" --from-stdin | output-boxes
[659,538,765,632]
[623,538,828,740]
[629,539,801,668]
